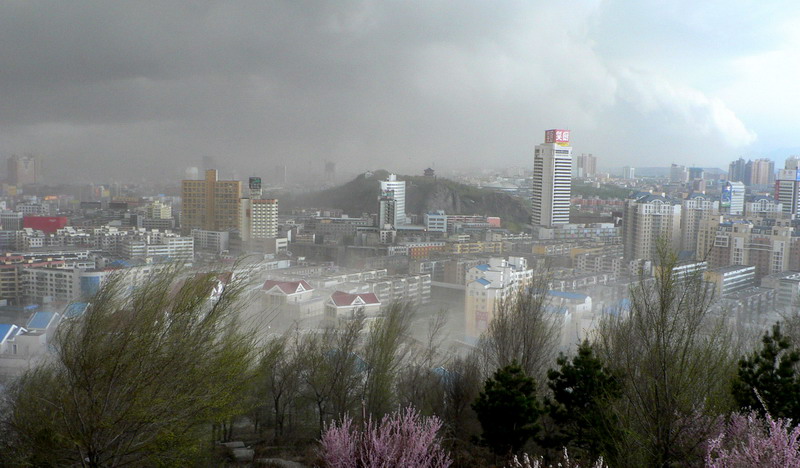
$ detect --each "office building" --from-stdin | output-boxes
[180,169,242,234]
[574,153,596,178]
[532,129,572,227]
[379,174,406,228]
[775,169,800,217]
[622,194,682,261]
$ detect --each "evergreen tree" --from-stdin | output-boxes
[472,362,542,456]
[542,340,622,461]
[732,322,800,419]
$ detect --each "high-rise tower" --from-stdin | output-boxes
[379,174,406,228]
[531,129,572,227]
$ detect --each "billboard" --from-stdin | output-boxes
[720,182,732,208]
[545,129,570,146]
[249,177,262,190]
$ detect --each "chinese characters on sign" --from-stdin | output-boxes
[544,129,570,146]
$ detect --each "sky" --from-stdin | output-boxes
[2,1,799,183]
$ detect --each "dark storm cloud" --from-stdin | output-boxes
[0,1,766,182]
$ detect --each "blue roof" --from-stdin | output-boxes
[475,264,490,271]
[548,290,588,301]
[64,302,89,318]
[27,311,54,329]
[0,324,14,343]
[476,278,491,286]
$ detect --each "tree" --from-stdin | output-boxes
[542,341,622,462]
[361,302,413,418]
[472,362,542,457]
[300,315,365,433]
[478,278,561,380]
[0,267,258,467]
[318,406,452,468]
[254,333,302,442]
[732,323,800,420]
[597,242,736,467]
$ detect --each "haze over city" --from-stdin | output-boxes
[3,1,800,182]
[4,2,800,467]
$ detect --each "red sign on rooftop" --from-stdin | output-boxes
[545,129,570,145]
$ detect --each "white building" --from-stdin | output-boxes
[532,129,572,227]
[23,268,107,304]
[424,211,448,233]
[324,291,381,326]
[379,174,406,228]
[120,233,194,261]
[192,229,230,253]
[721,180,746,216]
[240,198,279,242]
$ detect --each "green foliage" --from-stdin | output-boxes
[542,341,622,462]
[732,323,800,419]
[472,362,542,456]
[0,267,258,466]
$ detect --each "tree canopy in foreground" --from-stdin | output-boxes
[0,267,257,467]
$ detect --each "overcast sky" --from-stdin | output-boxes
[2,1,799,183]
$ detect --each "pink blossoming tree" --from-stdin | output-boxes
[318,406,452,468]
[706,411,800,467]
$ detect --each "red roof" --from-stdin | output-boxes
[263,279,313,295]
[329,291,381,307]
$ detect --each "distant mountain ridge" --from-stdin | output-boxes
[284,170,531,229]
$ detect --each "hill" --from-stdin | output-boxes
[282,170,531,230]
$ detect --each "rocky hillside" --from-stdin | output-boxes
[283,170,530,230]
